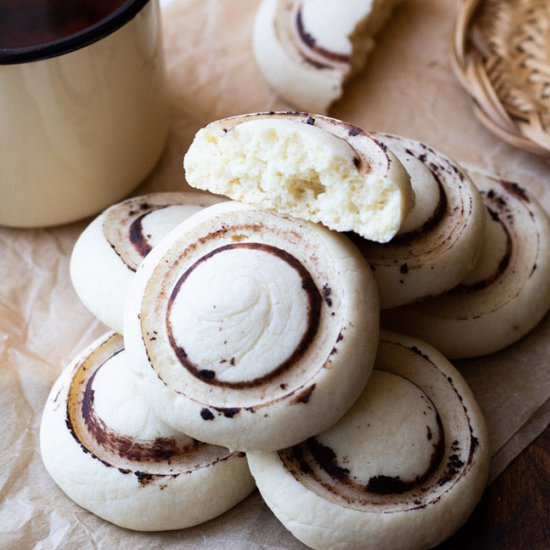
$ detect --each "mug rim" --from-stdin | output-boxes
[0,0,151,65]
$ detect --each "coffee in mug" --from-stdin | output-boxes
[0,0,169,227]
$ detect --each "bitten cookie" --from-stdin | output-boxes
[351,134,486,309]
[253,0,403,113]
[70,192,221,332]
[248,331,490,550]
[40,332,254,531]
[184,112,412,243]
[124,201,379,452]
[383,168,550,358]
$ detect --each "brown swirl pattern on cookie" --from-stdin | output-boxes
[352,134,485,309]
[140,219,348,402]
[279,336,485,512]
[165,242,322,389]
[382,169,550,360]
[103,199,168,272]
[358,136,471,262]
[125,200,378,451]
[272,1,351,71]
[453,203,512,293]
[294,4,351,66]
[66,333,235,483]
[102,193,219,273]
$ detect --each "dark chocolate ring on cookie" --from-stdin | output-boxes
[351,134,486,309]
[253,0,403,113]
[124,201,379,452]
[383,168,550,358]
[70,192,222,332]
[248,331,490,550]
[40,332,254,531]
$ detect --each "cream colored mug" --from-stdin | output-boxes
[0,0,169,227]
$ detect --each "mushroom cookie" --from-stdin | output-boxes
[247,331,490,550]
[351,134,486,309]
[40,332,254,531]
[124,201,379,452]
[184,112,412,243]
[253,0,403,113]
[70,192,222,332]
[383,169,550,358]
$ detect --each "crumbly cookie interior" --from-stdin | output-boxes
[185,118,405,242]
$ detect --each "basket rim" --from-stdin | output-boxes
[451,0,550,157]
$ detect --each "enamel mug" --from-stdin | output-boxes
[0,0,169,227]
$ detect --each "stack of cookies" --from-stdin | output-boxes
[40,112,550,550]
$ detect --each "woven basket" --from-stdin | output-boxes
[452,0,550,156]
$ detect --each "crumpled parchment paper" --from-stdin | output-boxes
[1,0,548,548]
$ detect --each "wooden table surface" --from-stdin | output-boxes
[439,425,550,549]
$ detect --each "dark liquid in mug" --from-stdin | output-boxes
[0,0,129,49]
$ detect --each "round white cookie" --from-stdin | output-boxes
[248,331,490,550]
[253,0,403,113]
[124,201,379,452]
[351,134,486,309]
[184,112,412,243]
[40,332,254,531]
[70,192,222,332]
[383,169,550,358]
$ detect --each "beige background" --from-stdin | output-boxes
[0,0,549,548]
